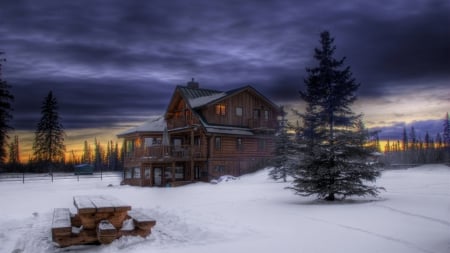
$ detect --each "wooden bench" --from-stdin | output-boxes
[126,210,156,237]
[52,208,72,239]
[97,220,117,244]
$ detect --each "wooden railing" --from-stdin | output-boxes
[125,145,205,160]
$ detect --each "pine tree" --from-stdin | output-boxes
[402,127,408,152]
[443,112,450,162]
[269,106,299,182]
[0,52,14,165]
[33,91,66,164]
[444,112,450,147]
[291,31,383,201]
[8,135,19,164]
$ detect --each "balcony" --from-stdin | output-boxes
[125,144,205,162]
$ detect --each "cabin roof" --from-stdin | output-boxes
[176,86,226,108]
[117,116,166,136]
[177,85,278,110]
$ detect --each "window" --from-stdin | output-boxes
[236,107,243,117]
[144,138,154,147]
[125,168,132,179]
[215,137,222,151]
[258,139,266,151]
[194,136,201,146]
[133,167,141,178]
[253,109,260,119]
[215,104,226,115]
[185,109,191,121]
[126,140,134,155]
[215,165,225,174]
[173,138,182,147]
[236,138,243,151]
[144,168,151,179]
[264,110,269,120]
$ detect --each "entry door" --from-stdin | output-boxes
[154,168,162,186]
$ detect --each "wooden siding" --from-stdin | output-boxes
[209,135,275,158]
[201,90,278,129]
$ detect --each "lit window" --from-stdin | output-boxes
[236,107,243,116]
[215,104,226,115]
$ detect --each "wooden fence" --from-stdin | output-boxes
[0,171,123,183]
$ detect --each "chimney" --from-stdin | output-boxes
[187,78,199,89]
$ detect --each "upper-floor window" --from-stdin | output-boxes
[215,104,226,116]
[253,109,260,119]
[236,107,243,117]
[264,110,269,120]
[126,140,134,154]
[185,109,192,121]
[194,136,201,146]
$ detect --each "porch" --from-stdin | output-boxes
[123,161,208,187]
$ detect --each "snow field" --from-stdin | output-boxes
[0,164,449,253]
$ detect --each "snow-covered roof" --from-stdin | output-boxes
[199,118,254,136]
[205,126,254,136]
[118,116,166,136]
[188,92,227,108]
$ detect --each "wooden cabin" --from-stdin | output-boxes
[118,80,279,186]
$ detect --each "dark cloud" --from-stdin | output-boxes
[0,0,449,135]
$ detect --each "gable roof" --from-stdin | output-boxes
[175,86,226,108]
[176,85,278,110]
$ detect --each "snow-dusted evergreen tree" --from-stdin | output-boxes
[291,31,383,201]
[444,112,450,146]
[0,52,14,165]
[443,112,450,162]
[33,91,66,164]
[269,106,298,182]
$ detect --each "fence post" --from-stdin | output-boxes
[22,171,25,184]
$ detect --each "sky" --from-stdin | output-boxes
[0,0,449,159]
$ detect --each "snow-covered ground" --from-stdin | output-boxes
[0,164,449,253]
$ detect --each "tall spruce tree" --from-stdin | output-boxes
[0,52,14,164]
[33,91,65,164]
[291,31,383,201]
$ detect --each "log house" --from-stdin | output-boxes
[118,80,279,186]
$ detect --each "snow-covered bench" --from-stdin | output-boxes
[125,210,156,237]
[51,208,72,240]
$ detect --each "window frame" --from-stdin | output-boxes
[215,104,226,116]
[236,107,243,117]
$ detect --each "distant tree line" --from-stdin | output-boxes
[3,136,125,173]
[381,113,450,166]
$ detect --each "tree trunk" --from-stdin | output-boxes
[324,193,335,201]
